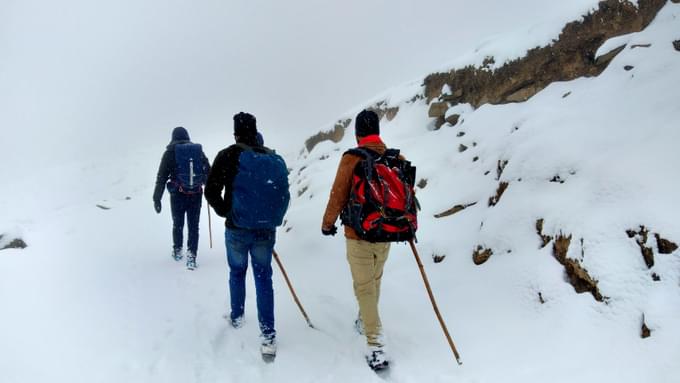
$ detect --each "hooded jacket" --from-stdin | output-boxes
[153,127,211,203]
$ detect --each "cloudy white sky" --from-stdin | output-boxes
[1,0,588,172]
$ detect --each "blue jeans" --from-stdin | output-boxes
[225,227,276,339]
[170,192,202,254]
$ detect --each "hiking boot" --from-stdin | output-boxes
[260,336,277,360]
[365,345,389,371]
[186,252,197,270]
[172,248,183,261]
[230,315,244,329]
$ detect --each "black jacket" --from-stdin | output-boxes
[205,135,263,227]
[153,140,211,203]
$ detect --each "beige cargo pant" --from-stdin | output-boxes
[346,238,390,347]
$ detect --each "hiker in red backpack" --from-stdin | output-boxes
[321,109,417,372]
[153,126,211,270]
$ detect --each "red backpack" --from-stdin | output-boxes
[341,148,418,242]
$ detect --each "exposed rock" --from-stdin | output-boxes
[550,175,565,184]
[0,235,28,250]
[423,0,666,106]
[630,43,652,49]
[297,186,309,197]
[433,253,446,263]
[446,114,461,126]
[627,226,655,268]
[458,144,468,153]
[417,178,428,189]
[96,204,111,210]
[472,156,479,162]
[624,65,635,71]
[655,233,678,254]
[536,219,553,248]
[652,273,661,282]
[456,131,465,137]
[434,202,477,218]
[428,102,449,118]
[305,119,350,152]
[641,315,651,339]
[496,160,508,180]
[368,101,400,122]
[538,292,546,304]
[674,40,680,51]
[552,233,605,302]
[125,196,131,200]
[562,91,572,98]
[488,181,509,207]
[473,246,493,265]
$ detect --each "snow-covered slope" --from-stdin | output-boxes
[2,2,680,383]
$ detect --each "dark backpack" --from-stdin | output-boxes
[173,143,207,194]
[231,144,290,229]
[341,148,418,242]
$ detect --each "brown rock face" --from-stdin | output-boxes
[627,226,655,268]
[536,219,553,248]
[552,233,604,302]
[428,102,449,118]
[305,119,350,152]
[473,246,493,265]
[641,315,652,339]
[423,0,666,107]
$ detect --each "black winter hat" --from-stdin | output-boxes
[355,109,380,137]
[233,112,257,137]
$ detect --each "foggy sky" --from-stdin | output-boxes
[1,0,577,173]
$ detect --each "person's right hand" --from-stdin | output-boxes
[322,225,337,236]
[154,200,162,214]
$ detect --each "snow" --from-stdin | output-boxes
[2,1,680,382]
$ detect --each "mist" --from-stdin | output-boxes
[1,0,581,175]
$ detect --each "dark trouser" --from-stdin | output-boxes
[170,192,202,254]
[225,227,276,339]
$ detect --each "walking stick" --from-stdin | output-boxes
[207,205,213,249]
[272,250,315,329]
[408,239,462,365]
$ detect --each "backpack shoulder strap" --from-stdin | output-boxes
[236,142,274,155]
[384,148,400,159]
[343,147,379,159]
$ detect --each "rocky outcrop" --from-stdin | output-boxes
[434,202,477,218]
[488,181,509,207]
[552,233,605,302]
[674,40,680,51]
[626,226,677,270]
[473,245,493,265]
[0,235,27,250]
[305,118,350,152]
[423,0,666,107]
[536,219,553,248]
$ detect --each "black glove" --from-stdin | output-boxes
[154,200,162,214]
[322,225,338,236]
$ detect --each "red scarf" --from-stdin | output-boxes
[358,135,383,146]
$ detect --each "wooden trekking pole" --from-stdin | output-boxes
[207,205,213,249]
[272,250,315,329]
[408,239,462,365]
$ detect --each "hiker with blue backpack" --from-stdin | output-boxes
[205,112,290,361]
[153,126,211,270]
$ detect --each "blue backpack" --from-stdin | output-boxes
[231,144,290,229]
[173,143,207,194]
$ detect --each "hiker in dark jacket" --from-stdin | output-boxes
[153,126,210,269]
[205,112,289,360]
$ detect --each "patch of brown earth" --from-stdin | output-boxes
[423,0,666,107]
[488,181,509,207]
[434,202,477,218]
[473,246,493,265]
[552,233,605,302]
[641,314,652,338]
[655,233,678,254]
